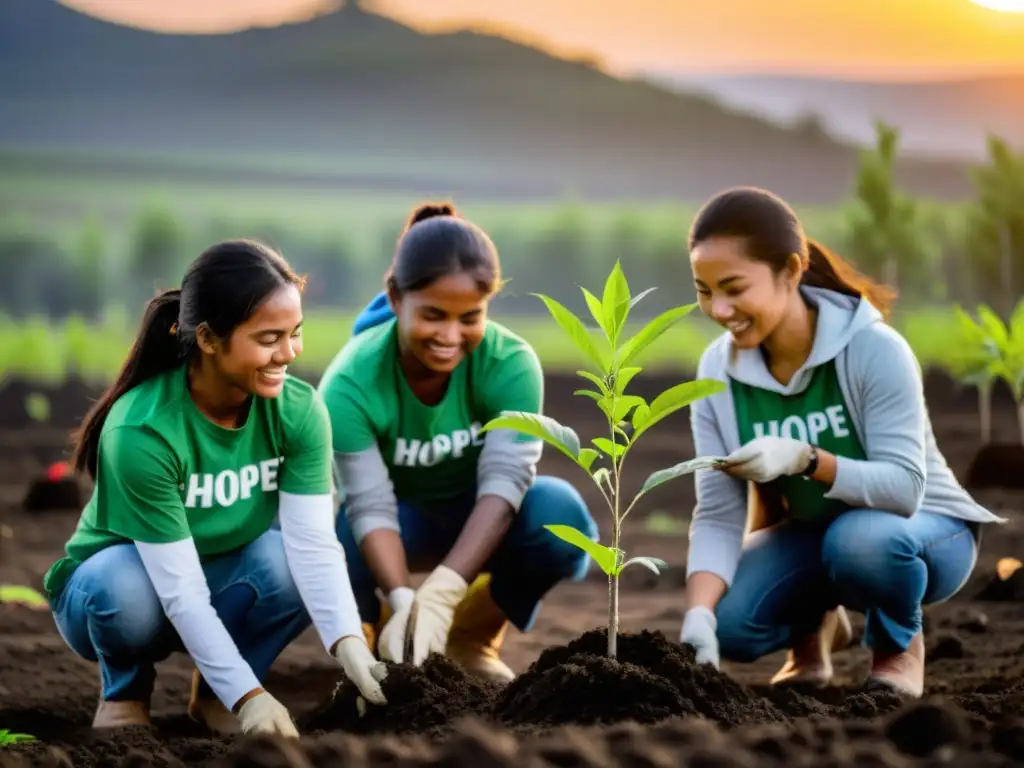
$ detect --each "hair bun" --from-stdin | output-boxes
[408,202,457,227]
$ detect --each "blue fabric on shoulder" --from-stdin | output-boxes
[352,290,395,335]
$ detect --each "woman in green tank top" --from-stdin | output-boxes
[678,187,1003,698]
[45,240,387,738]
[319,202,599,682]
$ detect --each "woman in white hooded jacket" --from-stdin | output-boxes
[679,187,1003,698]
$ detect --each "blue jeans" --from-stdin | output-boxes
[715,509,978,658]
[51,528,311,702]
[336,475,598,631]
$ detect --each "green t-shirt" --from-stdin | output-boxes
[318,318,543,505]
[43,366,333,601]
[731,359,866,523]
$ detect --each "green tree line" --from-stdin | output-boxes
[2,126,1021,321]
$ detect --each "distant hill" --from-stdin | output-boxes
[654,72,1024,161]
[0,0,980,204]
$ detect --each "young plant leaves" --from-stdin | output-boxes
[630,379,727,442]
[532,293,609,372]
[616,304,696,368]
[480,412,582,463]
[544,524,618,575]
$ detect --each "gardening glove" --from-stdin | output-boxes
[720,436,813,484]
[681,606,721,669]
[331,635,389,706]
[405,565,469,666]
[237,691,299,738]
[377,586,416,663]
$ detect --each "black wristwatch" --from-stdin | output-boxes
[802,445,819,477]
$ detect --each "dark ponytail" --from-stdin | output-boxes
[70,289,184,479]
[803,238,896,319]
[70,238,301,480]
[689,186,897,320]
[384,200,501,296]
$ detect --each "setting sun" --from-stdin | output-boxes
[970,0,1024,11]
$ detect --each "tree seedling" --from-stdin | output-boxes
[480,261,727,658]
[948,303,1007,445]
[951,300,1024,443]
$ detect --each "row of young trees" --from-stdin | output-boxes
[1,125,1021,321]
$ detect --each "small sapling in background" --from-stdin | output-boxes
[480,261,726,657]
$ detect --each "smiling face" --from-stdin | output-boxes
[690,235,801,349]
[390,271,490,375]
[200,283,304,399]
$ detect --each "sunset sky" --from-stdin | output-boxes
[61,0,1024,79]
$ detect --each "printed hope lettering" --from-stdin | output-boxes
[752,405,849,445]
[393,423,485,467]
[184,457,283,509]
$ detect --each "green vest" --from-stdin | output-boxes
[731,359,866,523]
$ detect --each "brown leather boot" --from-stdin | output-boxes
[93,700,152,729]
[770,606,854,688]
[446,574,515,683]
[867,631,925,698]
[187,670,240,734]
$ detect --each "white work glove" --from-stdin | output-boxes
[331,635,389,706]
[237,691,299,738]
[720,436,813,484]
[680,606,721,669]
[377,586,416,663]
[380,566,468,666]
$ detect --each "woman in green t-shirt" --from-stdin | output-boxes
[678,187,1003,698]
[45,240,387,737]
[318,203,599,682]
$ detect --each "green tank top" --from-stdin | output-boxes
[731,359,866,523]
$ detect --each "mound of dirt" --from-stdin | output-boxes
[494,627,785,728]
[302,654,502,738]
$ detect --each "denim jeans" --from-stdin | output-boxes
[51,528,311,702]
[336,475,598,631]
[715,509,978,658]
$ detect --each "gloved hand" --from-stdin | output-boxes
[237,691,299,738]
[680,606,721,669]
[720,436,813,484]
[377,586,416,663]
[404,566,469,665]
[331,635,389,706]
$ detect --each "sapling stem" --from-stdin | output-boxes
[980,384,992,445]
[607,389,621,659]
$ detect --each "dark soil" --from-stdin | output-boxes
[5,370,1024,766]
[966,443,1024,491]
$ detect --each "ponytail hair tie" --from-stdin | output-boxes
[169,322,178,336]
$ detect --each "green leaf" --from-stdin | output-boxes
[601,260,631,344]
[628,287,658,310]
[580,288,609,338]
[574,389,602,403]
[612,395,646,423]
[577,448,599,471]
[532,293,608,372]
[631,403,651,431]
[617,304,697,368]
[576,370,611,396]
[616,556,669,576]
[592,437,625,459]
[611,366,642,396]
[544,524,617,576]
[636,456,729,497]
[0,584,48,608]
[592,467,611,491]
[480,412,581,462]
[977,304,1009,349]
[631,379,727,441]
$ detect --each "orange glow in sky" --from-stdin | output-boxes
[59,0,1024,78]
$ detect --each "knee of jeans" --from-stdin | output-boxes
[714,596,772,663]
[521,477,598,577]
[246,531,303,606]
[821,511,911,589]
[89,571,167,650]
